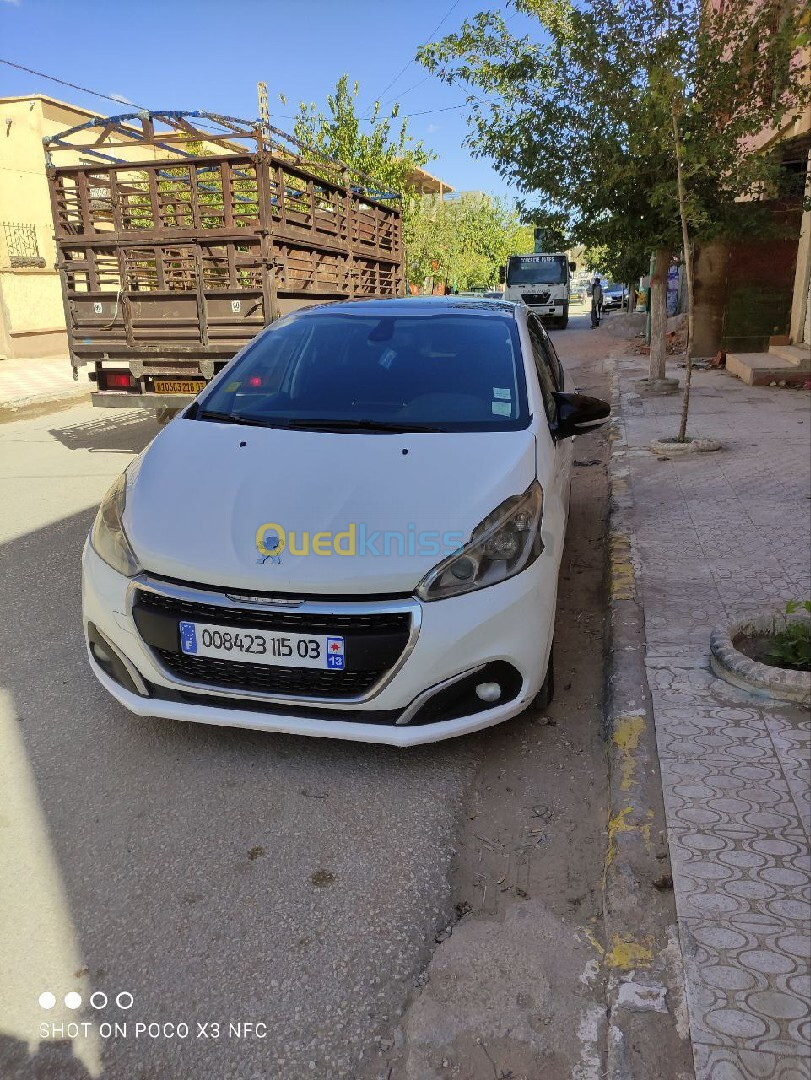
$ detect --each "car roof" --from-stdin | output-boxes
[294,296,520,318]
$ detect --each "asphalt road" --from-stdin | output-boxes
[0,309,612,1080]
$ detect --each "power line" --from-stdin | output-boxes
[365,0,463,113]
[0,56,145,110]
[275,99,473,124]
[0,53,480,129]
[380,72,433,107]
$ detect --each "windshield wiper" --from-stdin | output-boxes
[197,411,444,433]
[197,410,273,427]
[282,418,445,433]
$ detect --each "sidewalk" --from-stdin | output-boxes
[612,344,811,1079]
[0,356,89,417]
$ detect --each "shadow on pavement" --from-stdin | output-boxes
[0,1035,94,1080]
[47,413,161,455]
[0,504,475,1079]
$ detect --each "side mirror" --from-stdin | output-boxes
[568,261,576,272]
[551,392,610,438]
[498,265,506,284]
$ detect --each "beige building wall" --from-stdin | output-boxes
[0,96,74,359]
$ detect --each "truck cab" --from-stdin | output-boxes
[502,253,574,329]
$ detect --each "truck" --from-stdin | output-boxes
[44,110,404,417]
[501,253,576,329]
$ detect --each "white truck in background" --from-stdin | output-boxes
[501,253,576,329]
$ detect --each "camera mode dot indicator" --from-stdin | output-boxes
[65,992,82,1009]
[38,992,56,1010]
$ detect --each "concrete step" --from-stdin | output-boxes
[726,351,811,386]
[769,343,811,365]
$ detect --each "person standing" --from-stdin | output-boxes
[590,275,603,328]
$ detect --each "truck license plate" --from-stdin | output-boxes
[179,621,345,670]
[154,380,206,394]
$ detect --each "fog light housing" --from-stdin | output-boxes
[475,682,502,703]
[87,622,149,697]
[401,661,522,726]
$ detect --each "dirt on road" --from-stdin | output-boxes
[376,312,620,1080]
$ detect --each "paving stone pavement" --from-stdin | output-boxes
[0,355,83,409]
[614,354,811,1080]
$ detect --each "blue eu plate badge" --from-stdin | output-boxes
[326,636,345,669]
[179,621,198,654]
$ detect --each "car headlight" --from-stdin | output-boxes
[416,480,544,602]
[90,473,142,577]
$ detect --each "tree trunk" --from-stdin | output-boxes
[649,247,669,381]
[672,107,696,442]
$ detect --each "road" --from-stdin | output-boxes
[0,309,613,1080]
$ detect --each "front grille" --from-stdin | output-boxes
[135,588,413,700]
[522,291,552,305]
[136,589,410,635]
[156,649,382,698]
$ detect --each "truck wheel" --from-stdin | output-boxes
[156,407,180,426]
[559,305,569,329]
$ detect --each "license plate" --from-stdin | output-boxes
[178,621,345,670]
[153,380,206,395]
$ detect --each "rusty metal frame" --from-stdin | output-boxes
[44,111,404,376]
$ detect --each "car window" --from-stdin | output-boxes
[507,255,567,286]
[200,312,529,432]
[543,335,564,390]
[526,315,559,424]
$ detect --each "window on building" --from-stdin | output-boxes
[2,222,45,268]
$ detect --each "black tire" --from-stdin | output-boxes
[533,642,555,710]
[559,304,569,329]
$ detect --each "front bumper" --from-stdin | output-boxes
[82,542,557,746]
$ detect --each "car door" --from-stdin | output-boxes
[526,314,574,529]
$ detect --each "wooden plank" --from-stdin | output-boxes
[220,161,234,229]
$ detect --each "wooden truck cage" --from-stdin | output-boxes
[44,110,404,403]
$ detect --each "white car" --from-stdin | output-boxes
[83,298,609,746]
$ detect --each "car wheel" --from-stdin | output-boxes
[532,642,555,710]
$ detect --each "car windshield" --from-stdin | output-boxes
[506,256,567,286]
[198,311,528,432]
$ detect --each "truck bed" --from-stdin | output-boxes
[45,113,404,407]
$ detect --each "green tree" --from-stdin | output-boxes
[290,75,434,206]
[419,0,810,438]
[406,193,533,291]
[288,76,534,294]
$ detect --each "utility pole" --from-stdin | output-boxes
[257,81,270,149]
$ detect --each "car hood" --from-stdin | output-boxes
[126,418,537,595]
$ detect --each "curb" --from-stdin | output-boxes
[710,613,811,706]
[602,363,695,1080]
[0,385,90,423]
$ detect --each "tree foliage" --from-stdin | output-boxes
[419,0,809,427]
[290,74,434,202]
[418,0,809,259]
[406,194,533,290]
[289,75,533,292]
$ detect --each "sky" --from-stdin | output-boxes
[0,0,534,202]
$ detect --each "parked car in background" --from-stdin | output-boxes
[83,297,610,746]
[601,283,627,311]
